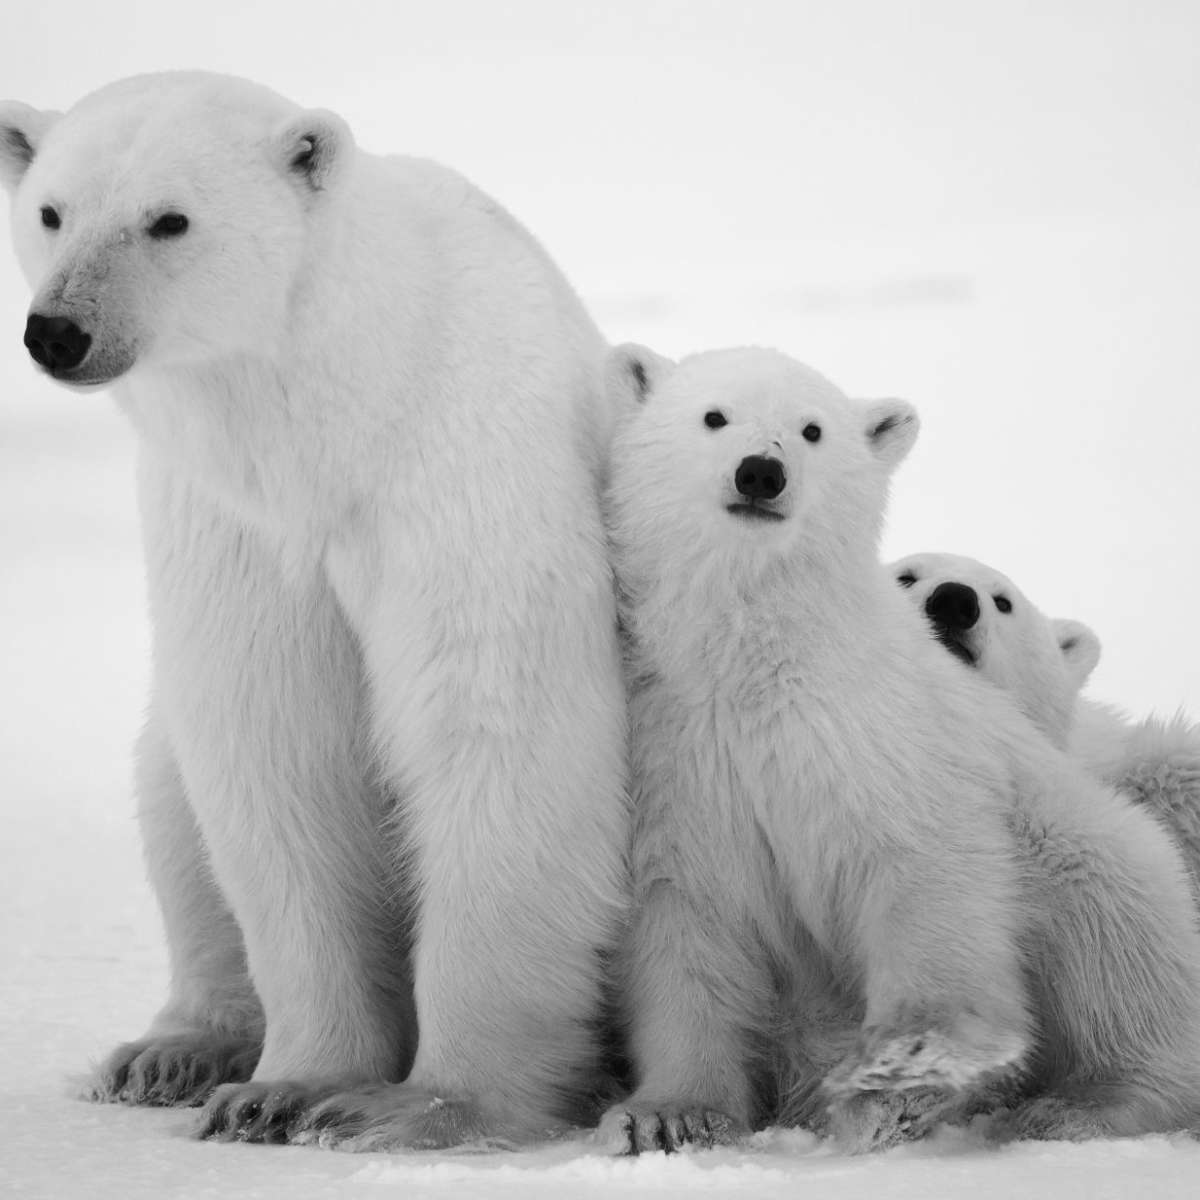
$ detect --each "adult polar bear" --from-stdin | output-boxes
[0,73,629,1149]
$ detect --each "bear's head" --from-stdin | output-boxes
[606,343,918,591]
[890,551,1100,746]
[0,72,353,388]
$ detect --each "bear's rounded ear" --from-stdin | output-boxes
[0,102,62,193]
[1051,617,1102,687]
[606,342,675,410]
[864,399,919,468]
[272,109,354,195]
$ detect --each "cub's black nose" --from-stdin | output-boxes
[734,455,786,501]
[24,313,92,372]
[925,582,980,632]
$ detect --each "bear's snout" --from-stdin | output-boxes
[734,455,787,501]
[925,582,980,632]
[24,313,93,375]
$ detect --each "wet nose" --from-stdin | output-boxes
[24,313,92,372]
[734,455,787,500]
[924,582,980,631]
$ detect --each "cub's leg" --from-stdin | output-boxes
[819,805,1031,1099]
[89,705,262,1107]
[1003,771,1200,1138]
[598,880,775,1155]
[597,720,791,1156]
[129,469,413,1142]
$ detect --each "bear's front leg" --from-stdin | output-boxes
[135,468,413,1130]
[87,704,263,1108]
[596,881,762,1155]
[236,499,632,1150]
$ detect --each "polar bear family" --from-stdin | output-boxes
[2,71,1198,1153]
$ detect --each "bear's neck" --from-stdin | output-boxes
[623,540,901,699]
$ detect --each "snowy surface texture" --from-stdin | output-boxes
[2,1,1199,1196]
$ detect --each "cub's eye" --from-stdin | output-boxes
[802,423,822,443]
[703,411,728,429]
[40,206,60,230]
[148,212,189,239]
[994,596,1013,614]
[897,572,917,588]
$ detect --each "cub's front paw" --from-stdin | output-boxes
[988,1095,1110,1143]
[598,1100,741,1155]
[87,1034,261,1107]
[825,1018,1025,1097]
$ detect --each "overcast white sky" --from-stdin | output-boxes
[1,0,1198,713]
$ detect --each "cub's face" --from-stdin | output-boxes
[891,550,1100,743]
[606,344,918,577]
[0,72,350,388]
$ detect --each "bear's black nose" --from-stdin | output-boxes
[734,455,786,501]
[925,582,980,632]
[24,313,92,373]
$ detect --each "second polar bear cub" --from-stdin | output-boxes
[602,345,1200,1151]
[894,552,1200,897]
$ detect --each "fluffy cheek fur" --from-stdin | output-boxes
[139,188,306,367]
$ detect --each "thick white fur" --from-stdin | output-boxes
[893,552,1200,900]
[602,346,1200,1152]
[0,73,629,1147]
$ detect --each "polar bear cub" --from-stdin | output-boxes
[893,551,1200,897]
[601,344,1200,1151]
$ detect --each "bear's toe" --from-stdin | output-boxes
[598,1101,740,1155]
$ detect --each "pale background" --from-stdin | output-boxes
[2,2,1198,1197]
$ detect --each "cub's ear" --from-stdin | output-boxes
[272,109,354,194]
[0,102,62,193]
[864,398,919,468]
[1051,618,1102,687]
[606,342,676,410]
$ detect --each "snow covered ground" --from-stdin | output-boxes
[3,2,1199,1196]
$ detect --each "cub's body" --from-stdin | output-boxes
[604,347,1200,1151]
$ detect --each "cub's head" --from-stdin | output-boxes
[891,551,1100,745]
[0,71,353,388]
[605,344,918,587]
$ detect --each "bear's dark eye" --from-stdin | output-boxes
[704,411,728,430]
[802,422,822,443]
[994,596,1013,614]
[40,206,60,230]
[148,212,189,239]
[897,572,917,588]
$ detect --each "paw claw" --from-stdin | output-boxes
[600,1101,741,1156]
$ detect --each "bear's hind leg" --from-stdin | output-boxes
[87,707,263,1107]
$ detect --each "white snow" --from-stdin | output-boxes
[2,2,1199,1196]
